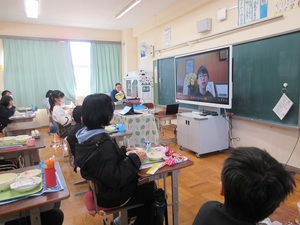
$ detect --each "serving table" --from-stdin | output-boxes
[112,112,159,147]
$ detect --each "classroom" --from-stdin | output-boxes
[0,0,300,225]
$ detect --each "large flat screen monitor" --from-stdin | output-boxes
[175,45,232,109]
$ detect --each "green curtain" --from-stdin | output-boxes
[3,38,76,108]
[90,42,121,94]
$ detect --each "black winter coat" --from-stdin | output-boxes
[0,105,15,132]
[75,133,141,208]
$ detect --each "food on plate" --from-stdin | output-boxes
[147,151,163,161]
[0,173,17,192]
[19,169,42,178]
[126,148,146,156]
[15,135,32,144]
[0,136,16,145]
[10,177,42,192]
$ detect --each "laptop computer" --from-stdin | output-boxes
[166,104,179,115]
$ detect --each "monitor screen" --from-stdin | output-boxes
[175,45,232,109]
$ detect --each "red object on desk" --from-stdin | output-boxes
[44,159,56,188]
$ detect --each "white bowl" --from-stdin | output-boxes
[0,173,17,192]
[146,151,163,161]
[10,177,42,193]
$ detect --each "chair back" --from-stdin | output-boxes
[143,103,154,109]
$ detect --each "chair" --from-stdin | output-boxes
[142,103,154,109]
[64,138,89,196]
[85,181,143,225]
[160,124,177,143]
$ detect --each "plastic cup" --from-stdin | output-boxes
[117,124,125,133]
[143,141,151,152]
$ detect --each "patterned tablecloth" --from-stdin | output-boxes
[112,112,159,147]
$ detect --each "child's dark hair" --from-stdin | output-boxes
[0,95,13,107]
[45,90,53,98]
[82,94,115,129]
[1,90,11,97]
[49,90,65,113]
[221,147,295,223]
[196,65,209,79]
[72,106,82,124]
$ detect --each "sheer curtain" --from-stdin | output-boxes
[3,38,76,108]
[90,42,121,94]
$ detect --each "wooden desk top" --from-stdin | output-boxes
[0,162,70,216]
[9,114,36,121]
[6,121,41,132]
[0,136,46,154]
[154,111,177,119]
[138,160,194,178]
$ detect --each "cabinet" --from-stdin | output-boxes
[177,112,228,157]
[124,71,153,103]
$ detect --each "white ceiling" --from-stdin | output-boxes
[0,0,182,30]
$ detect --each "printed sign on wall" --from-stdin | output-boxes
[238,0,268,25]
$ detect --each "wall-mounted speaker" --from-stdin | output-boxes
[197,18,212,33]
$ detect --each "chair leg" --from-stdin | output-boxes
[120,210,128,225]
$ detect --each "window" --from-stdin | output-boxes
[70,42,91,96]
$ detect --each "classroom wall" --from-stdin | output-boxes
[132,0,300,169]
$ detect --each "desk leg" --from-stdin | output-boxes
[30,208,41,225]
[23,152,31,167]
[171,170,180,225]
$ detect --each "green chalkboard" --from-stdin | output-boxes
[232,31,300,127]
[157,57,198,109]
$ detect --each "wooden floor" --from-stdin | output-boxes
[38,128,300,225]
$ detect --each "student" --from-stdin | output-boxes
[0,95,16,133]
[110,83,126,102]
[1,90,12,97]
[192,147,295,225]
[75,93,155,225]
[194,65,213,97]
[42,90,57,134]
[49,90,72,138]
[42,90,53,109]
[67,105,84,157]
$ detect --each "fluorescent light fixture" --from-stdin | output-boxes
[115,0,141,19]
[25,0,39,18]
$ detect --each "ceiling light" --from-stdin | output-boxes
[115,0,141,19]
[25,0,39,18]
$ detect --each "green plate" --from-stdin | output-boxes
[0,176,42,202]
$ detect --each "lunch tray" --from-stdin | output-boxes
[0,171,63,205]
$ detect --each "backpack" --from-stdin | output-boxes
[152,188,168,225]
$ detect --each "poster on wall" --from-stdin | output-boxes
[238,0,268,25]
[275,0,299,14]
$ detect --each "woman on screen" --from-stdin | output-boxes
[194,65,213,98]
